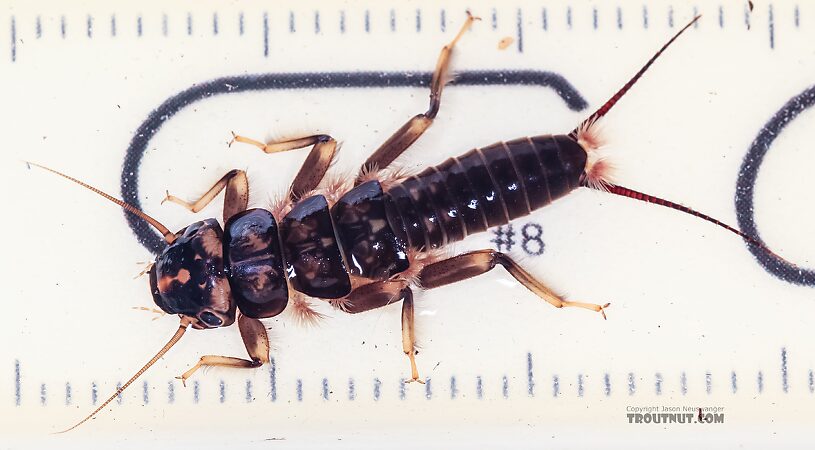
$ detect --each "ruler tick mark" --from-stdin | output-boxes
[745,4,751,29]
[502,375,509,399]
[577,374,584,397]
[491,8,498,30]
[36,15,42,39]
[440,9,446,32]
[137,16,143,37]
[604,373,611,396]
[706,372,712,394]
[65,382,72,406]
[476,376,483,399]
[757,371,764,393]
[192,380,199,403]
[373,378,381,400]
[628,372,636,396]
[41,383,47,406]
[111,14,117,37]
[348,378,355,401]
[593,7,598,30]
[162,14,168,37]
[289,11,295,33]
[552,375,559,397]
[719,5,725,28]
[399,378,406,400]
[340,10,346,33]
[9,16,15,62]
[213,12,219,35]
[617,7,623,29]
[61,15,66,38]
[809,370,814,393]
[642,5,649,29]
[795,5,800,28]
[219,380,226,403]
[187,12,193,36]
[425,377,432,400]
[655,373,663,395]
[693,7,700,28]
[390,9,396,32]
[314,11,320,34]
[143,381,149,405]
[168,380,175,404]
[769,4,775,49]
[680,372,687,395]
[322,378,329,400]
[116,381,123,404]
[668,6,674,27]
[87,15,93,38]
[542,8,548,30]
[516,8,523,52]
[245,380,252,403]
[296,379,303,402]
[567,7,572,29]
[14,360,20,405]
[450,376,457,399]
[263,12,269,57]
[364,10,370,33]
[269,358,276,401]
[527,352,535,396]
[731,371,738,394]
[781,347,789,393]
[416,9,421,33]
[239,12,244,35]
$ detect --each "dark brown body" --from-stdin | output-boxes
[151,134,589,320]
[52,13,704,430]
[386,135,587,251]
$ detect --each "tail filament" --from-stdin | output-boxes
[593,181,788,263]
[570,15,702,138]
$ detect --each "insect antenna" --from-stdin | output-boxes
[569,15,702,139]
[26,162,176,243]
[56,318,192,434]
[592,181,789,263]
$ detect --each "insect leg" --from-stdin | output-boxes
[419,250,610,319]
[400,288,422,383]
[357,12,479,180]
[343,280,422,382]
[230,133,338,202]
[176,313,270,386]
[162,168,249,223]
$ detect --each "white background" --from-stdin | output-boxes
[2,0,814,448]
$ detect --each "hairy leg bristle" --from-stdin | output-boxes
[356,164,412,192]
[576,120,616,191]
[400,248,450,287]
[288,293,326,327]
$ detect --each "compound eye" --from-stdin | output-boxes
[198,311,223,328]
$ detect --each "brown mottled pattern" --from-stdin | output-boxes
[150,219,235,328]
[279,194,352,299]
[331,180,410,281]
[224,209,289,319]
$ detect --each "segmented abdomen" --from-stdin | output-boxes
[385,134,587,250]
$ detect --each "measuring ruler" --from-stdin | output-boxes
[2,0,814,447]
